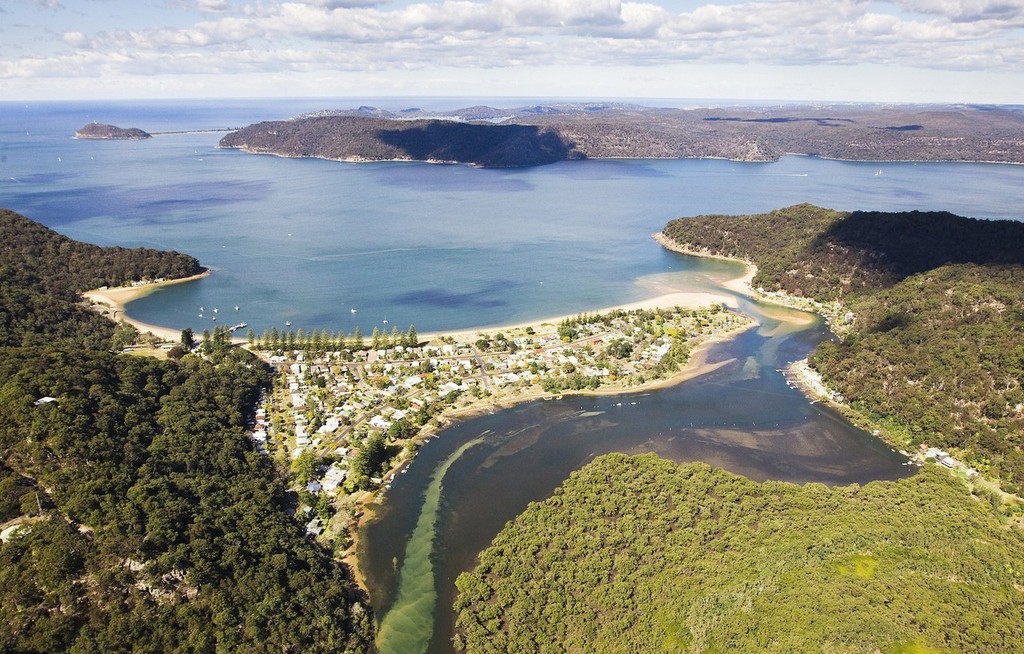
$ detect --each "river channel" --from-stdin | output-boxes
[358,266,913,654]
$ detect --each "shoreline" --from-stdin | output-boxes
[419,288,740,342]
[341,318,755,595]
[80,240,815,600]
[223,146,1024,168]
[82,270,211,342]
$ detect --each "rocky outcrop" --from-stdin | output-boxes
[74,123,151,140]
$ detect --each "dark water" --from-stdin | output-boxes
[360,293,912,654]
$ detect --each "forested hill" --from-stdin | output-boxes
[455,454,1024,653]
[663,204,1024,301]
[0,210,374,652]
[661,205,1024,489]
[219,115,582,168]
[220,103,1024,167]
[0,209,202,348]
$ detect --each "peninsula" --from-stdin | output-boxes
[219,102,1024,168]
[659,204,1024,495]
[453,205,1024,654]
[74,122,152,139]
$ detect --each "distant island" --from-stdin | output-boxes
[74,122,151,140]
[219,103,1024,168]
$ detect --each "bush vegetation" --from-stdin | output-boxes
[455,454,1024,653]
[663,204,1024,490]
[0,210,372,652]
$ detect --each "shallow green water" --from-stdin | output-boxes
[375,437,485,654]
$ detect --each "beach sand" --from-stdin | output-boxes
[421,290,739,342]
[81,239,804,597]
[82,271,211,342]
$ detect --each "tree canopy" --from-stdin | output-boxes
[0,209,372,652]
[455,454,1024,653]
[662,204,1024,490]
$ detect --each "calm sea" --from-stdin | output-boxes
[2,99,1022,336]
[4,99,1023,654]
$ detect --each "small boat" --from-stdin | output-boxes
[234,305,240,311]
[285,321,291,327]
[351,308,357,314]
[213,307,219,313]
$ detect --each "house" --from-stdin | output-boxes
[321,464,348,493]
[305,517,324,537]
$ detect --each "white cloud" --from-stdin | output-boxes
[197,0,232,12]
[2,0,1023,101]
[892,0,1024,23]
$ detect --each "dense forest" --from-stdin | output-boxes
[219,116,580,168]
[662,204,1024,490]
[0,210,373,652]
[0,209,202,349]
[455,454,1024,653]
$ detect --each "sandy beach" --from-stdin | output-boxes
[82,271,211,342]
[340,317,754,594]
[419,288,739,342]
[80,235,807,597]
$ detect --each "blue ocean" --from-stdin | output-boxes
[1,98,1022,336]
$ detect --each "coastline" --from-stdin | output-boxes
[80,241,814,600]
[82,270,211,342]
[341,318,755,595]
[419,288,740,342]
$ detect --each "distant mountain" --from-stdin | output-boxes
[221,103,1024,167]
[74,122,151,139]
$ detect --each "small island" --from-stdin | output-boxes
[74,122,151,140]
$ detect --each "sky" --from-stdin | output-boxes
[2,0,1023,103]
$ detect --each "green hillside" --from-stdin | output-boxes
[0,208,202,348]
[662,205,1024,490]
[455,454,1024,653]
[0,210,373,652]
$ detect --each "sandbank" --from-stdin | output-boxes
[82,271,210,342]
[341,317,752,595]
[419,289,739,343]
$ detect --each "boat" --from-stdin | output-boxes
[351,308,357,314]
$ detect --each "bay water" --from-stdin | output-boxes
[2,99,1022,336]
[2,99,1023,653]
